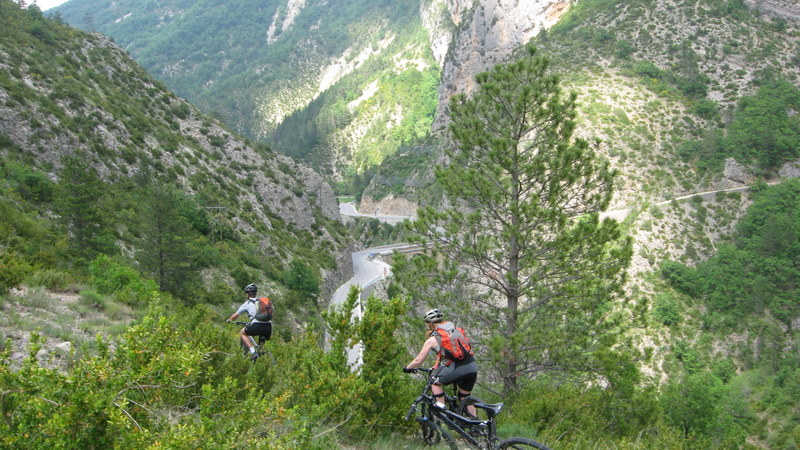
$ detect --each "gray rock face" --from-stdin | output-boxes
[433,0,572,128]
[779,160,800,179]
[723,158,755,186]
[745,0,800,23]
[420,0,455,68]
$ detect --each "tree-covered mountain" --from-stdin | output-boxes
[55,0,440,181]
[364,0,800,211]
[53,0,800,211]
[0,0,352,319]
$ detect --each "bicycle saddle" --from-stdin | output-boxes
[474,402,504,417]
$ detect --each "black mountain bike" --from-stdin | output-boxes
[404,368,550,450]
[233,321,267,362]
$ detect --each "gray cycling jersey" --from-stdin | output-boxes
[235,297,271,323]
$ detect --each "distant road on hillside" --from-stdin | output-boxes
[330,179,791,370]
[328,243,411,370]
[603,180,785,221]
[339,202,415,225]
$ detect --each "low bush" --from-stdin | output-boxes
[78,290,106,311]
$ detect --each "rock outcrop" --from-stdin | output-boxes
[433,0,573,128]
[746,0,800,23]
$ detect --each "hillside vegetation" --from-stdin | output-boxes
[0,0,351,343]
[360,0,800,210]
[541,0,800,184]
[55,0,440,181]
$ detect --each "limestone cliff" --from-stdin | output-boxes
[432,0,573,128]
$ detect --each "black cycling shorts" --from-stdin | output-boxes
[245,321,272,340]
[435,359,478,392]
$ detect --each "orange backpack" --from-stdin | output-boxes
[253,297,273,322]
[433,322,473,362]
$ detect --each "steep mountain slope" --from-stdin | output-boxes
[0,2,352,299]
[55,0,439,179]
[47,0,800,295]
[52,0,800,202]
[363,0,800,211]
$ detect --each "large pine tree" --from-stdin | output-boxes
[137,179,200,297]
[397,45,633,393]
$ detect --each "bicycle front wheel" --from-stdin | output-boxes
[417,403,440,446]
[418,419,440,446]
[498,437,551,450]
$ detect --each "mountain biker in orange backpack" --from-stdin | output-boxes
[404,308,478,416]
[226,283,273,360]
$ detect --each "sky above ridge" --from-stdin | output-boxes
[35,0,68,11]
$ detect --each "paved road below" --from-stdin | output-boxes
[339,202,415,225]
[328,244,406,370]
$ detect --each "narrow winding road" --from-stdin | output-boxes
[330,200,416,368]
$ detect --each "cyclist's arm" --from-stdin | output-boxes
[405,336,438,369]
[227,303,249,322]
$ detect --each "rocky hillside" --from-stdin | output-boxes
[0,2,353,300]
[51,1,800,206]
[38,0,800,290]
[364,0,800,208]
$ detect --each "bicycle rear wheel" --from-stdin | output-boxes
[498,437,551,450]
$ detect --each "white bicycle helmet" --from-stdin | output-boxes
[423,308,443,323]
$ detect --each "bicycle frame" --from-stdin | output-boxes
[404,368,501,449]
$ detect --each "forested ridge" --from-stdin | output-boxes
[1,0,800,448]
[0,0,349,360]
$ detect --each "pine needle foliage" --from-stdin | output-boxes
[398,45,633,393]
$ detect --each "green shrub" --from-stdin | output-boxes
[661,371,726,439]
[88,255,159,306]
[690,99,719,119]
[652,294,682,326]
[634,60,662,79]
[78,290,106,310]
[660,260,698,296]
[0,251,30,295]
[88,255,140,294]
[615,40,634,59]
[25,268,71,291]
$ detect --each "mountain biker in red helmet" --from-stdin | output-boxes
[404,308,478,416]
[227,283,272,360]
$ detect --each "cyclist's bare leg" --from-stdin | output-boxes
[239,328,254,350]
[431,383,446,408]
[458,388,477,416]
